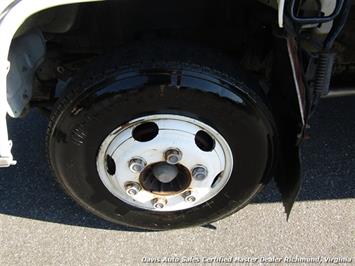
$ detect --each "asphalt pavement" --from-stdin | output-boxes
[0,96,354,265]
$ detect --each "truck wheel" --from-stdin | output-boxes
[47,42,278,230]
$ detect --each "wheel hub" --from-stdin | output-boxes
[140,162,191,195]
[152,162,179,183]
[96,114,233,212]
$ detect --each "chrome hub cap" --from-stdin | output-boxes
[96,114,234,212]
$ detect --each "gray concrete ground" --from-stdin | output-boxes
[0,96,354,265]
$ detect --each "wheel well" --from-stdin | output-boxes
[13,0,279,106]
[25,0,276,52]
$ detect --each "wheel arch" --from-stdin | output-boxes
[0,0,102,167]
[0,0,103,118]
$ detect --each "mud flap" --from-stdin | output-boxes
[274,139,302,219]
[270,36,303,218]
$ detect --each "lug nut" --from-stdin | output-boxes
[152,198,167,209]
[183,191,196,203]
[165,149,182,165]
[125,182,141,196]
[192,165,208,181]
[129,157,146,173]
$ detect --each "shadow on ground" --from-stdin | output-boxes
[0,96,354,231]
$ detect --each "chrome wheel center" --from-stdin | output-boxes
[96,114,234,212]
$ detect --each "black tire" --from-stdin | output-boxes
[47,42,278,230]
